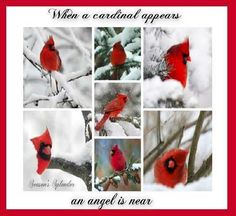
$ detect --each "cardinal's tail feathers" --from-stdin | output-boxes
[95,113,110,131]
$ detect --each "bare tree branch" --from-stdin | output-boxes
[157,111,161,146]
[188,154,212,183]
[177,126,185,148]
[48,157,92,191]
[181,127,212,147]
[82,111,92,143]
[188,111,207,183]
[144,111,212,174]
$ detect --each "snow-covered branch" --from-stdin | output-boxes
[94,163,141,191]
[48,157,92,191]
[82,111,92,143]
[95,60,140,80]
[111,116,141,129]
[65,68,92,82]
[51,72,82,107]
[95,114,141,137]
[23,42,48,80]
[23,93,49,107]
[95,27,141,80]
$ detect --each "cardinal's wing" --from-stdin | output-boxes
[104,98,123,113]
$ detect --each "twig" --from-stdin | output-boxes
[144,111,212,174]
[66,69,92,82]
[48,157,92,191]
[51,71,82,107]
[177,126,185,148]
[188,111,207,183]
[82,111,92,143]
[157,111,161,146]
[188,154,212,183]
[23,42,49,81]
[69,28,91,62]
[94,163,141,191]
[95,60,141,80]
[181,127,212,147]
[113,116,141,129]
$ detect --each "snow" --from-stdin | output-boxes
[144,76,186,108]
[144,111,212,191]
[95,139,141,191]
[144,176,212,191]
[95,27,141,80]
[144,27,212,108]
[94,64,112,80]
[95,114,141,137]
[131,163,141,170]
[118,120,140,136]
[95,83,141,137]
[23,110,91,191]
[113,176,121,182]
[23,27,92,108]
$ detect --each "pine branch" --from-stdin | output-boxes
[94,163,141,191]
[188,111,207,183]
[48,157,92,191]
[95,60,141,80]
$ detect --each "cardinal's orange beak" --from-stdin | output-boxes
[187,56,191,62]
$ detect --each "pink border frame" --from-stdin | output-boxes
[1,0,234,215]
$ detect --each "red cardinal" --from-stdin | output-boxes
[40,36,61,72]
[110,42,127,80]
[164,38,191,88]
[95,93,128,131]
[110,144,126,172]
[110,42,126,66]
[154,149,188,188]
[30,128,52,175]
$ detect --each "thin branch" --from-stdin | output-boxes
[188,111,207,182]
[144,111,212,174]
[113,116,141,129]
[48,157,92,191]
[181,127,212,146]
[157,111,161,146]
[82,111,92,142]
[23,42,49,81]
[51,71,82,107]
[66,69,92,82]
[189,154,212,183]
[177,126,185,148]
[94,163,141,191]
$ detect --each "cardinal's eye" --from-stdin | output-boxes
[40,142,51,148]
[110,150,115,156]
[49,45,55,50]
